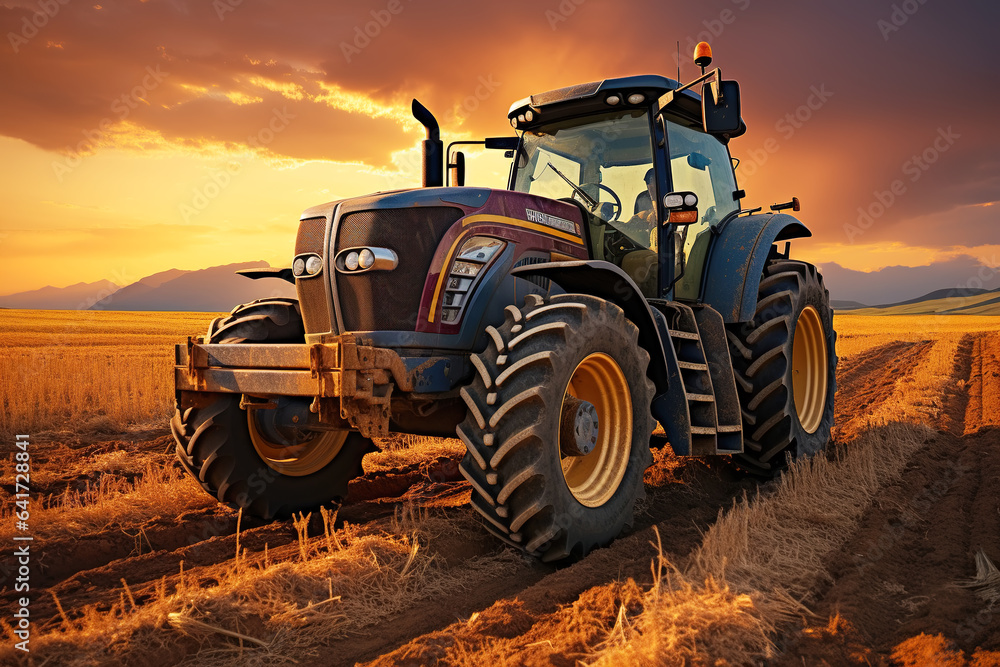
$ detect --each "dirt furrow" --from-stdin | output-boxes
[0,453,467,627]
[775,331,1000,663]
[833,339,934,439]
[777,427,1000,663]
[7,323,998,666]
[325,458,758,667]
[964,331,1000,434]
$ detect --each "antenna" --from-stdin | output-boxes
[676,41,680,81]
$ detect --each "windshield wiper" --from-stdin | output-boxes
[536,160,599,210]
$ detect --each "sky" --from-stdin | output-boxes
[1,0,998,301]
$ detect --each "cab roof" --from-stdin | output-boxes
[507,74,701,117]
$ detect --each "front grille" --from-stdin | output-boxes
[336,207,464,331]
[294,216,333,335]
[295,218,327,255]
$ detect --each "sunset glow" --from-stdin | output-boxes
[1,0,997,296]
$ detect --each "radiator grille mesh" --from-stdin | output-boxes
[336,207,463,331]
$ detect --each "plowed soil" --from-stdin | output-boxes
[2,319,999,666]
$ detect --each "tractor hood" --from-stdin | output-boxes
[299,187,495,222]
[292,186,588,341]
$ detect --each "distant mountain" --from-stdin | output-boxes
[831,300,869,310]
[844,287,1000,316]
[871,287,994,309]
[819,255,1000,306]
[90,261,295,311]
[0,263,296,312]
[942,292,1000,314]
[0,280,121,310]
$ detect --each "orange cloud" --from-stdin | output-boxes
[0,0,997,296]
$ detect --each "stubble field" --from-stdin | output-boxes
[0,309,998,666]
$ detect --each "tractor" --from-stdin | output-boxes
[171,43,837,562]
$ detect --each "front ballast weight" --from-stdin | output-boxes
[175,334,413,438]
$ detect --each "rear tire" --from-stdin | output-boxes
[458,294,655,561]
[726,258,837,477]
[171,298,372,520]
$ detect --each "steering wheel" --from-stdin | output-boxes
[574,183,622,222]
[597,183,623,222]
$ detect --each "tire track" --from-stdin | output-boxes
[964,331,1000,435]
[776,331,1000,663]
[1,453,467,627]
[335,459,755,667]
[833,339,934,440]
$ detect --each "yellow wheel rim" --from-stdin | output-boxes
[792,306,828,434]
[559,353,632,507]
[247,412,348,477]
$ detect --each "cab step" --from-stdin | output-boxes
[648,300,743,456]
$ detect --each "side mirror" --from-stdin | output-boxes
[664,191,699,225]
[702,80,741,135]
[448,151,466,187]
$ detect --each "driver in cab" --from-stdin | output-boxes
[618,167,659,294]
[626,168,658,234]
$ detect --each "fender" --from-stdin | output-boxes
[236,267,295,283]
[701,213,811,323]
[510,260,670,392]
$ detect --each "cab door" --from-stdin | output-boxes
[663,119,740,300]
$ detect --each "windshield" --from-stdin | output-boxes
[512,109,658,295]
[513,109,654,237]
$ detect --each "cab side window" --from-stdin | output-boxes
[666,120,739,300]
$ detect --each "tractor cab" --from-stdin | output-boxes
[506,67,744,301]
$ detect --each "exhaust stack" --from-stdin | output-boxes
[412,99,443,188]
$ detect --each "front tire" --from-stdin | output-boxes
[726,258,837,477]
[458,294,655,561]
[171,298,372,520]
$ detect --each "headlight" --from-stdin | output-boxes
[457,237,505,263]
[292,257,306,276]
[305,255,323,275]
[345,251,360,271]
[440,237,507,325]
[452,260,481,277]
[451,237,505,278]
[334,247,398,273]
